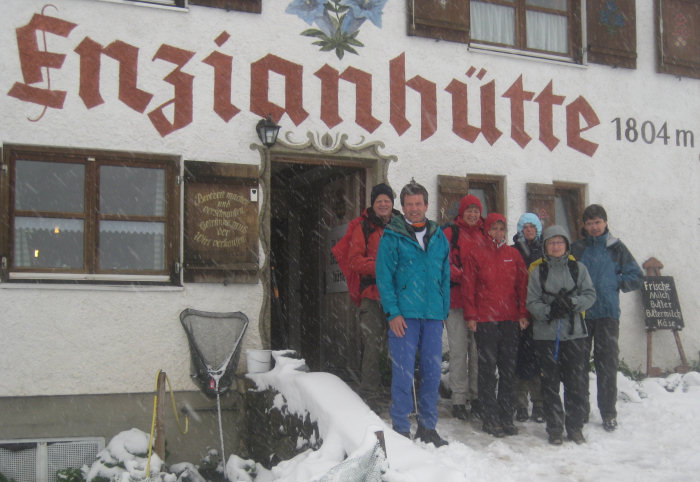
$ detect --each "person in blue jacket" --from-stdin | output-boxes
[512,213,545,424]
[376,179,451,447]
[571,204,642,432]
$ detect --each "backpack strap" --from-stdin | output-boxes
[538,260,550,295]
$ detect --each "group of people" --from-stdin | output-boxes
[339,179,642,447]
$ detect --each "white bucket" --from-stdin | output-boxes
[246,349,272,373]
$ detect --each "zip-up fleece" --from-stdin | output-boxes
[376,215,450,322]
[571,231,642,320]
[527,226,597,341]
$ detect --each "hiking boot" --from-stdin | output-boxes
[548,433,563,445]
[567,430,586,444]
[393,426,411,439]
[415,425,448,447]
[452,404,470,421]
[515,407,529,422]
[602,417,618,432]
[482,423,505,438]
[502,423,519,436]
[531,406,545,423]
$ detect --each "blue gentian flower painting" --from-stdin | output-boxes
[286,0,388,59]
[599,0,626,35]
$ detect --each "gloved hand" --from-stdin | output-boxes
[549,289,574,320]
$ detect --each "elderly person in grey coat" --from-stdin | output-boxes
[526,225,596,446]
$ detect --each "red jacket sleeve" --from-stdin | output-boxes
[348,223,375,277]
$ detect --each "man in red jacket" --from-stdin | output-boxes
[348,183,399,409]
[442,195,488,421]
[462,213,529,437]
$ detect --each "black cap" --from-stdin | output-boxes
[371,183,394,206]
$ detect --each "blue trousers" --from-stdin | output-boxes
[388,318,443,433]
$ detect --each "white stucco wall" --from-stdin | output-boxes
[1,0,698,397]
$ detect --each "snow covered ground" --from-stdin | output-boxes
[90,352,700,481]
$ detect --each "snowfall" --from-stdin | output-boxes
[88,351,700,482]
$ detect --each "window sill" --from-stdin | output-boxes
[95,0,189,13]
[2,273,183,291]
[0,281,184,292]
[467,44,588,69]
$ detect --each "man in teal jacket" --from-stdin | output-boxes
[376,180,451,447]
[571,204,642,432]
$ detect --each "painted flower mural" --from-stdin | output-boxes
[599,0,626,35]
[286,0,388,59]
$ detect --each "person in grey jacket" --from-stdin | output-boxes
[526,225,596,446]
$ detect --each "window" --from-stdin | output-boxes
[409,0,582,62]
[1,145,180,283]
[526,181,585,240]
[189,0,261,13]
[656,0,700,80]
[438,174,505,225]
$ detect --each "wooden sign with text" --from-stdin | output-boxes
[641,276,684,331]
[184,161,258,283]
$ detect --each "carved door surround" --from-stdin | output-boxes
[252,131,397,350]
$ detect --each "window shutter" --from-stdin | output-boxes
[407,0,470,44]
[656,0,700,79]
[438,175,469,225]
[587,0,637,69]
[183,161,259,283]
[188,0,261,13]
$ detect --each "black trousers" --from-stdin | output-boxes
[582,318,620,419]
[535,337,588,436]
[475,321,519,428]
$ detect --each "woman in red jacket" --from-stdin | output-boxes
[462,213,529,437]
[442,194,488,421]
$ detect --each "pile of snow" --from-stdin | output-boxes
[86,352,700,480]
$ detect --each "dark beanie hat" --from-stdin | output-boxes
[371,183,395,206]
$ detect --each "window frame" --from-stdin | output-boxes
[408,0,583,64]
[188,0,261,13]
[526,181,585,241]
[1,144,181,284]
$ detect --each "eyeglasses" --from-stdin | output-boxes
[547,240,566,246]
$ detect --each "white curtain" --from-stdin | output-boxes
[13,218,84,268]
[470,1,515,47]
[526,10,568,53]
[98,167,166,270]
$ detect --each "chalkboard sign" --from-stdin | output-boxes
[641,276,684,330]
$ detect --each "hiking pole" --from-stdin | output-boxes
[410,379,418,419]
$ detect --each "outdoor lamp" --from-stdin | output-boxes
[256,115,280,147]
